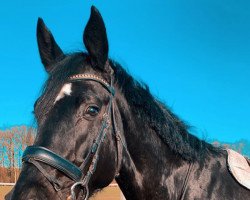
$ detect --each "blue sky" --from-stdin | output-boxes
[0,1,249,142]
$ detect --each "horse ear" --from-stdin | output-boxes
[83,6,109,71]
[37,18,65,73]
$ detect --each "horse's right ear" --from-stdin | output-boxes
[37,18,65,73]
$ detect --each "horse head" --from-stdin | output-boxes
[7,6,124,200]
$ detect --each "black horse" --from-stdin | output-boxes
[6,6,250,200]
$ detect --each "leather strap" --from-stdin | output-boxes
[22,146,83,182]
[69,74,115,96]
[179,162,193,200]
[27,158,64,199]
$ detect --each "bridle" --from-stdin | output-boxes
[22,68,124,200]
[21,66,193,200]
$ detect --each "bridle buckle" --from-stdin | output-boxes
[70,180,89,200]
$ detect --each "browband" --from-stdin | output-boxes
[22,146,82,182]
[69,74,115,96]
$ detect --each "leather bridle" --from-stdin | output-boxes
[22,69,124,200]
[21,68,193,200]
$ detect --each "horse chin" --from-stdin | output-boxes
[7,166,61,200]
[10,188,61,200]
[7,189,51,200]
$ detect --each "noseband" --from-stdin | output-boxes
[22,70,123,200]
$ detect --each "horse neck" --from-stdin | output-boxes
[114,96,192,200]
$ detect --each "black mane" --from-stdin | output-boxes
[110,60,220,161]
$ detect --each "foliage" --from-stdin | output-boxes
[0,126,36,182]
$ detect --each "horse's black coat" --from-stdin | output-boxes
[7,6,250,200]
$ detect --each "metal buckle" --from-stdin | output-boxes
[70,181,89,200]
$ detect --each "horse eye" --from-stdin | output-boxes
[86,106,100,116]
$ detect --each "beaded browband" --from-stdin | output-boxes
[69,74,115,96]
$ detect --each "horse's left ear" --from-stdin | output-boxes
[83,6,109,71]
